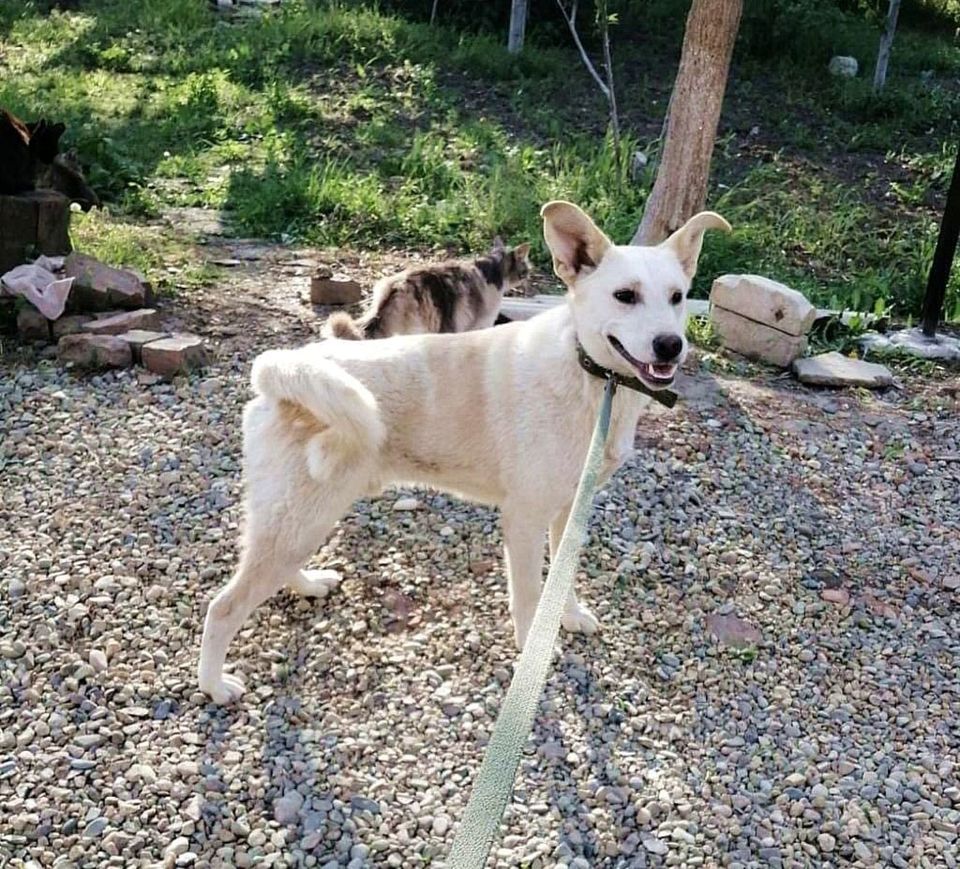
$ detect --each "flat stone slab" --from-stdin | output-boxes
[83,308,160,336]
[64,253,151,311]
[58,334,133,369]
[711,306,807,368]
[792,352,894,388]
[710,274,816,336]
[142,334,206,377]
[860,327,960,361]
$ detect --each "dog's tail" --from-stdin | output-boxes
[251,350,386,459]
[322,311,364,340]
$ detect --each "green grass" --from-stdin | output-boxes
[2,0,960,320]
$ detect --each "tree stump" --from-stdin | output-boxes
[0,190,72,273]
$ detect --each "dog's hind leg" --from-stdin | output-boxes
[198,468,364,704]
[550,505,600,637]
[198,545,306,704]
[502,510,547,651]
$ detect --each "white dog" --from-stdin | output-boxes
[198,202,729,703]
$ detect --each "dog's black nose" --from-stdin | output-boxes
[653,333,683,362]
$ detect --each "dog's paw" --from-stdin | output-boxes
[201,673,246,705]
[512,617,533,652]
[562,602,600,635]
[289,568,342,598]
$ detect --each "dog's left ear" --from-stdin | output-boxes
[512,242,531,260]
[541,201,612,286]
[661,212,731,280]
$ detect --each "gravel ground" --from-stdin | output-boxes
[2,243,960,868]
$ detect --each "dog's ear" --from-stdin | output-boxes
[660,211,731,280]
[512,242,531,261]
[491,235,506,254]
[541,201,612,286]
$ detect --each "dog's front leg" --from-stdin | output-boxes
[502,511,547,651]
[549,505,600,637]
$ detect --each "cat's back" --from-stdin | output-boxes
[369,258,496,336]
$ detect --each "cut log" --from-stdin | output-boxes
[0,190,71,273]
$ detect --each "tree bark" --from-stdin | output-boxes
[632,0,743,245]
[873,0,901,93]
[508,0,528,55]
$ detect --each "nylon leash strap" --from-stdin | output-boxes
[447,376,618,869]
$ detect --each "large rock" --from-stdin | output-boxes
[82,308,160,336]
[118,329,168,363]
[63,253,152,311]
[828,56,858,78]
[710,274,816,337]
[792,351,894,388]
[142,334,206,377]
[58,334,132,369]
[711,306,808,368]
[17,306,50,341]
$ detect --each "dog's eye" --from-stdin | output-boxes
[614,290,637,304]
[670,291,684,305]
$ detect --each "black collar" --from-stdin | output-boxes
[576,342,678,408]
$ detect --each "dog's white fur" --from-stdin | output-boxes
[198,202,730,703]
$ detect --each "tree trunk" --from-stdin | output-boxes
[873,0,901,93]
[632,0,743,245]
[508,0,528,55]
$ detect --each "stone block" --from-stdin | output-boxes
[310,274,362,306]
[142,334,206,377]
[58,333,132,369]
[710,274,816,337]
[711,306,807,368]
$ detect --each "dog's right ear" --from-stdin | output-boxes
[541,201,612,287]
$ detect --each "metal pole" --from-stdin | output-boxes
[921,144,960,336]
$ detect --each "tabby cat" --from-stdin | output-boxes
[323,238,531,340]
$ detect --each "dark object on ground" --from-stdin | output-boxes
[494,312,512,325]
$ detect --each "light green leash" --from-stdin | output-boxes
[447,376,618,869]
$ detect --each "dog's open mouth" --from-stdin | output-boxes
[608,336,678,389]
